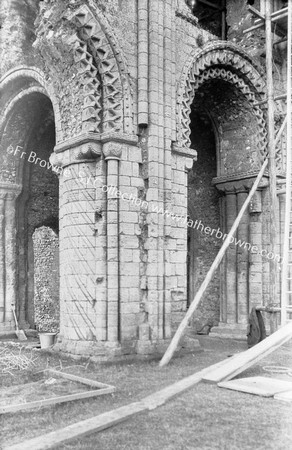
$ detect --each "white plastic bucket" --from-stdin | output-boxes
[39,332,56,349]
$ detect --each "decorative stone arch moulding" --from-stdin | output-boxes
[0,66,63,142]
[177,41,268,166]
[66,4,134,136]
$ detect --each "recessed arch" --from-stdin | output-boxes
[177,41,267,167]
[0,66,63,143]
[182,42,270,331]
[0,85,59,330]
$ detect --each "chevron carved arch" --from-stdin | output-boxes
[68,5,133,135]
[177,41,268,165]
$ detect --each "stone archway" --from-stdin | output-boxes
[177,42,267,159]
[177,41,270,336]
[31,3,138,354]
[0,83,58,332]
[0,3,137,353]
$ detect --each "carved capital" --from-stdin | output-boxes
[185,157,194,172]
[0,184,21,199]
[52,134,102,168]
[213,172,269,194]
[102,143,123,161]
[215,181,247,195]
[6,190,21,201]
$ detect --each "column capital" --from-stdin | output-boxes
[52,133,102,170]
[213,172,269,194]
[184,157,194,172]
[102,142,123,161]
[51,132,138,169]
[0,183,22,199]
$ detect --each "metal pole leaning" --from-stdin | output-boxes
[159,158,269,367]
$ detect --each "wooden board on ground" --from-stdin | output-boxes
[4,356,241,450]
[274,390,292,402]
[218,376,292,397]
[202,321,292,384]
[0,369,115,414]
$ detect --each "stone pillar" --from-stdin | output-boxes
[225,190,237,324]
[50,135,102,351]
[170,147,196,328]
[103,142,123,343]
[4,188,21,326]
[249,202,263,310]
[237,190,249,324]
[51,132,142,357]
[211,176,268,337]
[95,157,107,342]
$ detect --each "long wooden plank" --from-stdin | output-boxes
[159,158,268,368]
[3,356,240,450]
[202,321,292,384]
[45,369,113,389]
[0,372,115,414]
[142,354,239,410]
[0,387,115,415]
[4,402,148,450]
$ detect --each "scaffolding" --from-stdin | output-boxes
[244,1,292,326]
[160,0,292,366]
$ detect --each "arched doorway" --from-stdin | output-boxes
[187,77,262,332]
[187,107,221,332]
[179,43,268,335]
[0,89,59,331]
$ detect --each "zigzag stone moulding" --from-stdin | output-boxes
[87,0,134,133]
[177,41,268,165]
[68,5,133,135]
[68,32,102,134]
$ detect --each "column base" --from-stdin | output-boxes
[210,322,248,340]
[54,334,202,361]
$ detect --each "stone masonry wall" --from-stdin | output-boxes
[0,0,287,351]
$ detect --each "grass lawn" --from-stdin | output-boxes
[1,336,292,449]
